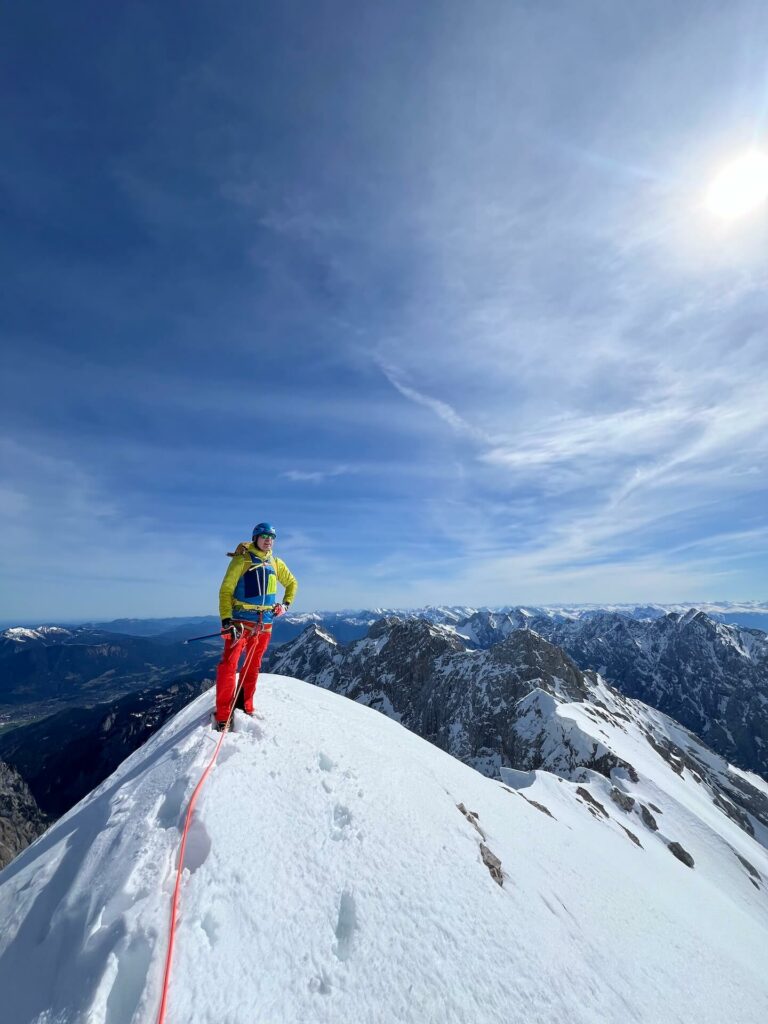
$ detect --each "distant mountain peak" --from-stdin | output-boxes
[2,625,73,644]
[300,623,339,645]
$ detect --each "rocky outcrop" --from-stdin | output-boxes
[275,620,598,778]
[668,841,695,868]
[0,761,48,870]
[267,624,342,686]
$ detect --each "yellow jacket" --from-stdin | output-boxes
[219,543,298,622]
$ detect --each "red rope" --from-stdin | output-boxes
[155,631,263,1024]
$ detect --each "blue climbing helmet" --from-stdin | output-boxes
[252,521,277,540]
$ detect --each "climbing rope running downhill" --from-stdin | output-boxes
[155,629,263,1024]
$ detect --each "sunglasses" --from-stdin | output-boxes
[258,533,276,540]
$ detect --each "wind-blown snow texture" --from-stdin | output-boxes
[1,675,768,1023]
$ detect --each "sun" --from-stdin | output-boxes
[706,151,768,221]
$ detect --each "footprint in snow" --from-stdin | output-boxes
[201,910,219,949]
[333,889,358,962]
[101,930,153,1024]
[182,817,212,874]
[309,969,332,995]
[330,803,353,841]
[156,777,190,830]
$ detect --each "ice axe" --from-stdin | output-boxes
[184,631,224,644]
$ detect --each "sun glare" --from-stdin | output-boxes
[706,151,768,221]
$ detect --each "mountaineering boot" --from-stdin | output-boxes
[214,719,228,732]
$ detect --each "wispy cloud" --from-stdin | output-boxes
[282,465,357,484]
[377,359,497,445]
[480,402,695,472]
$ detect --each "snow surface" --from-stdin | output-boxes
[1,675,767,1024]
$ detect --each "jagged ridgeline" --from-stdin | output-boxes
[270,615,768,850]
[273,606,768,780]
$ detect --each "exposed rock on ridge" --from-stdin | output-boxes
[0,761,48,869]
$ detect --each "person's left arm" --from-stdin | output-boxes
[274,557,297,608]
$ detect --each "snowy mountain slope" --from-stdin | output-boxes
[0,675,767,1024]
[509,672,768,879]
[496,609,768,780]
[267,606,768,782]
[1,626,75,644]
[271,619,768,842]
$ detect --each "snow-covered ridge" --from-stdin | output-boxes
[2,626,73,643]
[1,676,767,1023]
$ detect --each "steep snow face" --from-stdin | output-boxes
[1,677,768,1024]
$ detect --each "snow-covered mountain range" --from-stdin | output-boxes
[452,608,768,780]
[1,672,766,1023]
[268,607,768,781]
[271,618,768,836]
[3,605,767,866]
[8,599,759,648]
[282,599,768,636]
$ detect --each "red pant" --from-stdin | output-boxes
[215,625,272,721]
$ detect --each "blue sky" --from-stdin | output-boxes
[2,0,768,620]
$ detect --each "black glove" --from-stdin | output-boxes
[221,618,244,642]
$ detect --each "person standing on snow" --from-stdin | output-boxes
[214,522,298,730]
